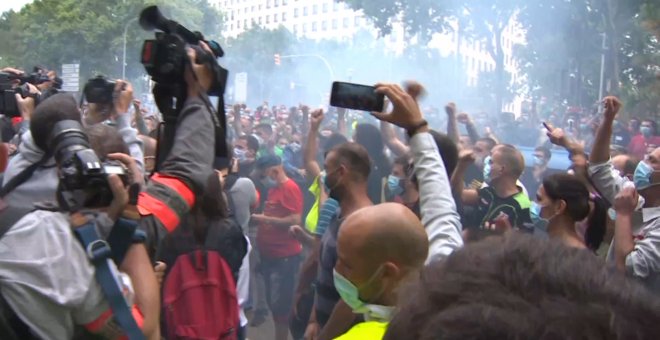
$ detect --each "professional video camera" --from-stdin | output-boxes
[0,70,48,117]
[49,120,128,211]
[138,5,229,170]
[82,75,118,105]
[139,6,227,96]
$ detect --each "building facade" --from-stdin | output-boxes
[216,0,524,113]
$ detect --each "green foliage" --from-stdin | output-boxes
[0,0,223,91]
[342,0,659,118]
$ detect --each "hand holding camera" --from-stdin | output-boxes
[83,77,134,125]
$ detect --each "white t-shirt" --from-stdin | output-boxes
[0,210,110,339]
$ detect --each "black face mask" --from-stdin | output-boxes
[326,169,343,201]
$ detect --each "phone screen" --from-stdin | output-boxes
[330,81,384,112]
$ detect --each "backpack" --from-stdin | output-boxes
[159,177,247,340]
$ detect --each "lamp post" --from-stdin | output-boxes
[122,17,139,79]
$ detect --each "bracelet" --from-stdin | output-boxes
[406,120,429,137]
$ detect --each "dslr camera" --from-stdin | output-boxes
[82,75,118,104]
[50,120,128,211]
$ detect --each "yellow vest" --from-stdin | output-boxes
[304,175,322,233]
[334,321,388,340]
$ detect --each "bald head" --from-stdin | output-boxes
[339,203,429,269]
[611,154,637,178]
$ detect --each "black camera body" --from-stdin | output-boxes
[0,72,45,117]
[83,75,117,104]
[50,120,128,211]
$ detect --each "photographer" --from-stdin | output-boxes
[135,43,219,258]
[0,101,160,339]
[0,79,143,208]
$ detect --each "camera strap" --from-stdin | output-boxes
[0,153,49,198]
[72,215,145,340]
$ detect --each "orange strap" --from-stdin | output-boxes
[84,305,144,340]
[150,173,195,207]
[137,192,181,233]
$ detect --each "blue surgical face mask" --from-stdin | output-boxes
[483,156,492,184]
[234,148,247,162]
[530,201,545,224]
[634,161,658,190]
[333,268,394,322]
[533,155,546,167]
[640,126,653,138]
[261,176,278,189]
[607,207,617,221]
[387,175,404,197]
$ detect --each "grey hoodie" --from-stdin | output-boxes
[2,113,143,208]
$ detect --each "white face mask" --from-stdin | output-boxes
[333,268,395,322]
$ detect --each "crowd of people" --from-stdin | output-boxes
[0,51,660,340]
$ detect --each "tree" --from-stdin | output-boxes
[341,0,523,115]
[0,0,224,92]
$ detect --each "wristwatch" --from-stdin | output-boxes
[406,120,429,137]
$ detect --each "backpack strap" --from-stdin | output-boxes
[73,217,145,340]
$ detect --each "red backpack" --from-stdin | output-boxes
[162,245,240,340]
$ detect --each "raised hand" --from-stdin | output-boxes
[543,122,568,147]
[310,109,324,131]
[458,149,476,164]
[603,96,622,121]
[614,186,638,216]
[444,102,457,116]
[457,112,471,124]
[372,83,424,129]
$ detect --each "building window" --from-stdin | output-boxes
[266,15,270,23]
[322,3,328,13]
[258,17,262,24]
[274,13,278,22]
[313,4,318,14]
[312,22,317,31]
[266,0,271,9]
[293,24,298,32]
[283,0,288,5]
[303,23,308,32]
[333,2,338,11]
[237,21,241,28]
[244,19,247,28]
[322,21,327,30]
[274,0,279,7]
[342,17,349,28]
[230,23,234,30]
[303,6,308,16]
[282,12,287,21]
[332,19,337,29]
[354,16,360,26]
[251,6,255,12]
[294,8,299,17]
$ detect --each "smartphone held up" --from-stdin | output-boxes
[330,81,384,112]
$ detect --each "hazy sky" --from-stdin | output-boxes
[0,0,34,14]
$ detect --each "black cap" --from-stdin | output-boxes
[256,155,282,170]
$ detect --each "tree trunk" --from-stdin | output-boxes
[494,26,505,115]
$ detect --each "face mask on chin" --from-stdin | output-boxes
[333,267,394,322]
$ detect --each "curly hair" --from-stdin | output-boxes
[385,233,660,340]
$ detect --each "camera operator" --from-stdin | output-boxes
[135,43,220,259]
[0,79,143,208]
[0,100,159,339]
